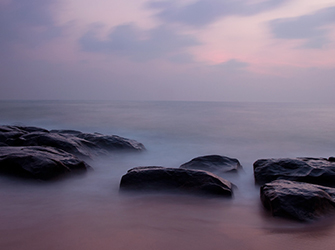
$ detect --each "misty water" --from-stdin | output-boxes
[1,100,335,250]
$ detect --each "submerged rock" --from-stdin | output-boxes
[120,166,233,196]
[180,155,242,174]
[261,180,335,221]
[254,157,335,187]
[0,146,91,180]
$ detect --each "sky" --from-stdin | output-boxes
[0,0,335,102]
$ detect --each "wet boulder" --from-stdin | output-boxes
[120,166,233,196]
[261,180,335,221]
[254,157,335,187]
[0,146,91,180]
[180,155,242,174]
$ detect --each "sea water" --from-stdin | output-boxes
[1,100,335,250]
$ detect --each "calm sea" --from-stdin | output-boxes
[1,100,335,250]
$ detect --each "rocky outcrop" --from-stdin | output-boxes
[120,166,233,196]
[261,180,335,221]
[0,125,145,158]
[180,155,242,174]
[0,125,145,180]
[254,157,335,187]
[0,146,90,180]
[53,130,145,152]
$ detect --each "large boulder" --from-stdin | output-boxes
[261,180,335,221]
[0,125,145,158]
[0,146,91,180]
[180,155,242,174]
[254,157,335,187]
[120,166,233,196]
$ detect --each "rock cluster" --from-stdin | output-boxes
[0,125,145,180]
[119,155,242,197]
[1,125,236,197]
[254,157,335,221]
[4,124,335,222]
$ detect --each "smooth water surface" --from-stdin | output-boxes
[1,101,335,250]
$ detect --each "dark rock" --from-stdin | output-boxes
[15,126,49,133]
[120,166,233,196]
[180,155,242,174]
[0,126,17,133]
[254,157,335,187]
[261,180,335,221]
[0,125,145,181]
[329,157,335,162]
[0,126,25,146]
[0,125,145,158]
[0,125,48,133]
[0,126,51,147]
[10,132,96,158]
[55,130,145,151]
[0,126,49,145]
[50,129,82,135]
[0,146,91,180]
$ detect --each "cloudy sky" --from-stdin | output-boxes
[1,0,335,102]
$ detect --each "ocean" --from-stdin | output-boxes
[1,100,335,250]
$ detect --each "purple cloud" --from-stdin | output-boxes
[0,0,62,55]
[269,6,335,48]
[214,59,249,70]
[147,0,289,27]
[79,24,200,62]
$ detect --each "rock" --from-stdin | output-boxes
[0,125,145,158]
[54,130,145,151]
[0,125,145,181]
[0,146,91,180]
[0,125,48,134]
[15,126,49,133]
[180,155,242,174]
[9,131,96,158]
[254,157,335,187]
[0,125,26,145]
[261,180,335,221]
[120,166,233,196]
